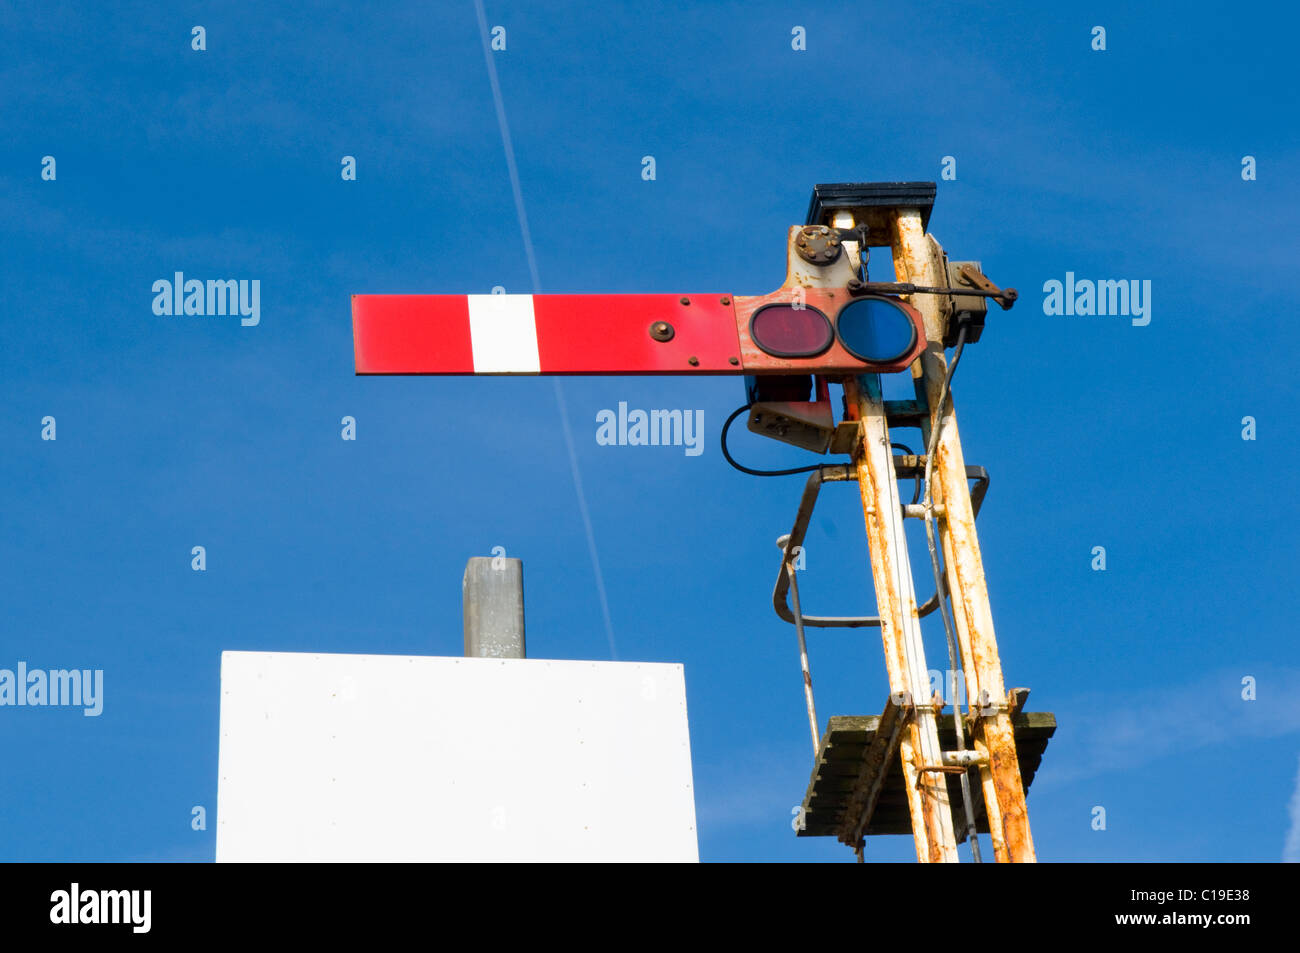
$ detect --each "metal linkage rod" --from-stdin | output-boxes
[778,535,820,757]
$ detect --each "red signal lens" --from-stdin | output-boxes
[749,305,833,359]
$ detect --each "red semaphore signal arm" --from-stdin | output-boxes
[351,287,927,377]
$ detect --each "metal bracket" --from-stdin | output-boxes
[956,263,1018,310]
[975,689,1009,718]
[889,690,916,712]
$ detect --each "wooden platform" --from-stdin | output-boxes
[797,708,1055,842]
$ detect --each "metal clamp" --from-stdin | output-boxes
[975,689,1008,718]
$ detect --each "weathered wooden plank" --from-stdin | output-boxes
[799,706,1056,840]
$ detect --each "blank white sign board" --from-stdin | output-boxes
[216,651,698,862]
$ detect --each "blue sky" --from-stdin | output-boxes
[1,1,1297,862]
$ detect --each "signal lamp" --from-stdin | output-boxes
[834,297,918,365]
[749,304,833,359]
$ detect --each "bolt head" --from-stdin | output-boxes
[648,320,675,342]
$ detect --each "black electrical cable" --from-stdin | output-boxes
[720,404,825,477]
[722,405,926,486]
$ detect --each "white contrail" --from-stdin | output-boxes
[1285,752,1300,862]
[472,1,539,293]
[473,0,618,659]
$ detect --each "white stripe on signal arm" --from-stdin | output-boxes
[467,294,540,374]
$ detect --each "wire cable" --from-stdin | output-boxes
[474,2,617,659]
[918,321,982,862]
[720,404,826,477]
[722,405,922,486]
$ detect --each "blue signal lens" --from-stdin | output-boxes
[835,298,917,365]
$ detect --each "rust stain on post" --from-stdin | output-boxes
[891,209,1036,862]
[845,375,958,863]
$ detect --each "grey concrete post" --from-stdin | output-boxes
[462,557,526,658]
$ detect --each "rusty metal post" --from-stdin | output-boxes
[844,372,959,864]
[890,210,1036,863]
